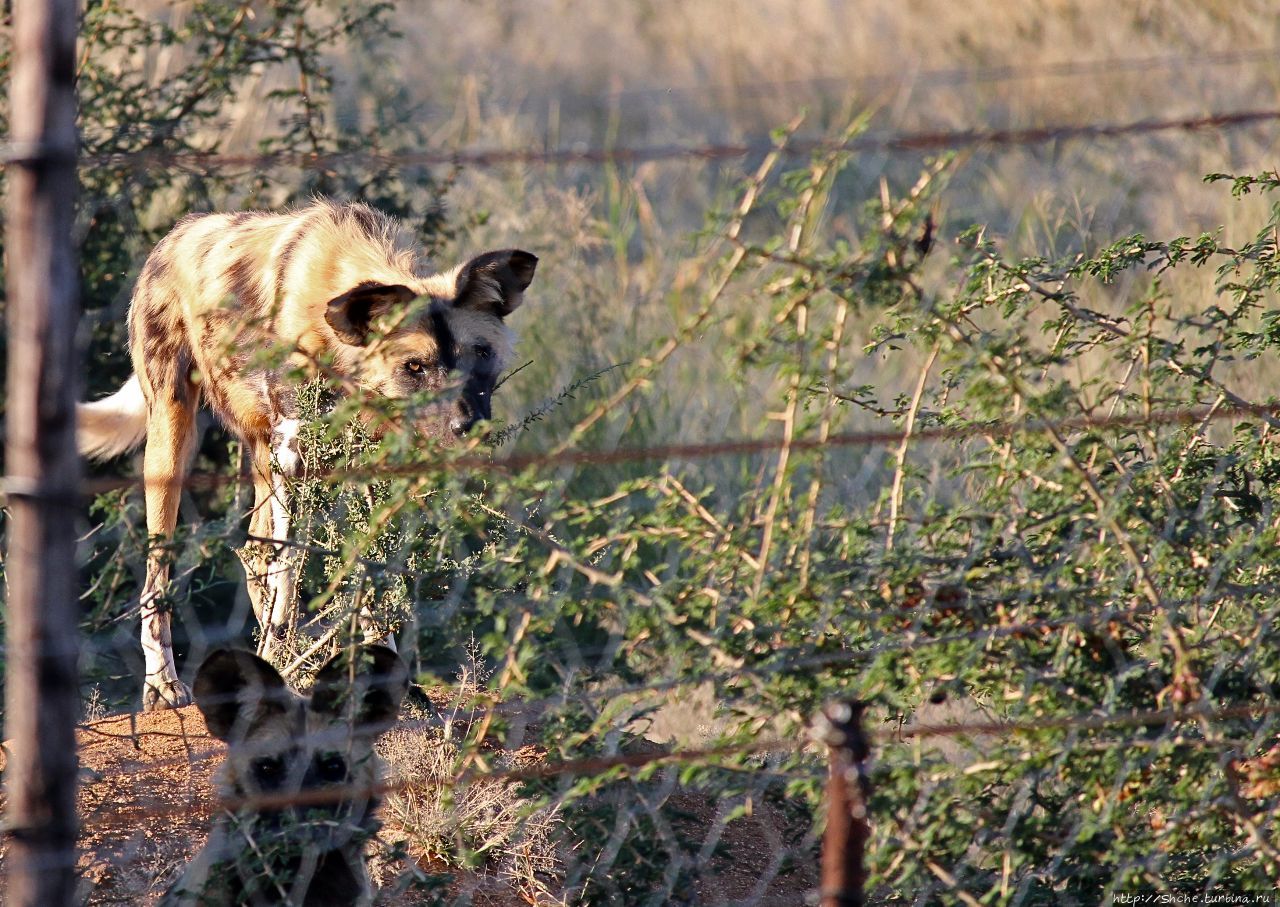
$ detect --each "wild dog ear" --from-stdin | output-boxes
[193,649,292,742]
[310,645,409,735]
[453,249,537,318]
[324,282,418,345]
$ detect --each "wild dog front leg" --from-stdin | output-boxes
[259,414,302,654]
[140,397,197,711]
[234,422,298,660]
[236,444,276,648]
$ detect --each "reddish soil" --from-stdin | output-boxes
[1,707,224,904]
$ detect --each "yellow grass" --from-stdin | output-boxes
[121,0,1280,464]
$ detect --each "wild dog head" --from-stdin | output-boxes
[173,645,409,905]
[323,250,537,442]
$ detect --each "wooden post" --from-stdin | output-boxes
[4,0,82,903]
[818,699,871,907]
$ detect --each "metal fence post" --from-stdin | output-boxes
[818,699,871,907]
[4,0,82,903]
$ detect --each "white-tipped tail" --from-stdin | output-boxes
[78,374,148,460]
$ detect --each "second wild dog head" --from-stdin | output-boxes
[163,645,409,907]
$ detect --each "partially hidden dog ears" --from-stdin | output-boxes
[193,645,409,740]
[310,645,409,735]
[193,648,292,741]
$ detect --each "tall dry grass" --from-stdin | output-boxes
[114,0,1280,477]
[337,1,1279,455]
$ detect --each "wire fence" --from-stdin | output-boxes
[53,395,1280,501]
[7,106,1278,174]
[21,490,1280,905]
[6,32,1280,907]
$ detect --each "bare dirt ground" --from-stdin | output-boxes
[0,707,816,905]
[1,708,222,904]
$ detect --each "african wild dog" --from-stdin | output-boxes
[78,200,537,710]
[162,644,409,907]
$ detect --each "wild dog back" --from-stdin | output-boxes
[162,645,409,907]
[125,199,536,445]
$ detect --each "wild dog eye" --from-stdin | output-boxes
[472,344,492,360]
[251,756,287,788]
[403,359,429,376]
[314,752,347,783]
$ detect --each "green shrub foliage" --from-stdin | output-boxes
[244,157,1280,902]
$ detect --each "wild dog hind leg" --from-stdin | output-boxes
[139,394,198,710]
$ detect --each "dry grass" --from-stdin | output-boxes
[375,659,566,906]
[378,725,565,905]
[383,0,1280,141]
[368,0,1280,458]
[119,1,1280,458]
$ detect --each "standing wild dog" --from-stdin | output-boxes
[78,200,537,710]
[163,644,409,906]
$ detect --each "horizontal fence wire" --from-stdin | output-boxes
[7,107,1280,174]
[54,397,1280,500]
[40,697,1280,831]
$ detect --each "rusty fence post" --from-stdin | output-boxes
[3,0,82,903]
[817,699,871,907]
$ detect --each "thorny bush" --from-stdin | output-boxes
[233,158,1280,902]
